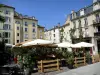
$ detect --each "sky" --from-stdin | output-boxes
[0,0,92,29]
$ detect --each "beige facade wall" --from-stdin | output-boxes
[14,18,22,45]
[37,27,44,39]
[14,18,38,44]
[65,10,100,54]
[23,19,38,41]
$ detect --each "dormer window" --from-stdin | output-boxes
[80,9,84,16]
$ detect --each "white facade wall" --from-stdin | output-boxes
[44,27,60,43]
[0,7,14,44]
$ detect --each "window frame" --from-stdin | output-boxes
[17,33,19,36]
[25,22,28,26]
[32,23,35,27]
[33,28,35,32]
[25,28,28,32]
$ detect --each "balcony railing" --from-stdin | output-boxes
[94,31,100,36]
[93,19,100,26]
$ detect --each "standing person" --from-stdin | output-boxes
[14,56,17,64]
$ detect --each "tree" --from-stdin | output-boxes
[0,4,9,66]
[78,20,84,42]
[69,24,76,43]
[0,4,5,22]
[69,20,84,43]
[0,4,6,52]
[60,28,64,43]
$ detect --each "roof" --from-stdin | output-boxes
[14,11,38,21]
[69,1,100,20]
[0,4,15,9]
[45,23,69,32]
[38,25,45,28]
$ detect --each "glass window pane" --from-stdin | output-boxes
[25,28,27,32]
[33,29,35,32]
[32,23,35,27]
[5,39,8,43]
[25,22,28,26]
[4,32,8,38]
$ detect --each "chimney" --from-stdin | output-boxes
[45,29,47,31]
[32,16,35,19]
[53,26,55,28]
[71,10,74,14]
[58,23,60,27]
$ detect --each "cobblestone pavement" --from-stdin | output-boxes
[31,67,70,75]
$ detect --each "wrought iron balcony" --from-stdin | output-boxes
[94,31,100,37]
[93,19,100,26]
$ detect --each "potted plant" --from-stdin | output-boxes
[86,51,92,64]
[23,55,35,75]
[67,52,74,69]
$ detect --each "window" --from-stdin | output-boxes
[25,28,28,32]
[40,30,42,32]
[54,29,55,32]
[0,33,1,37]
[78,20,81,27]
[16,21,20,24]
[73,21,76,28]
[17,27,19,30]
[9,25,11,30]
[17,33,19,36]
[3,24,8,30]
[24,34,28,39]
[33,28,35,32]
[25,22,28,26]
[5,39,8,43]
[17,40,19,43]
[5,10,10,14]
[84,18,88,26]
[54,34,55,37]
[5,17,10,23]
[3,24,11,30]
[32,23,35,27]
[3,32,9,38]
[96,14,100,23]
[33,34,35,39]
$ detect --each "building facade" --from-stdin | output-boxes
[0,4,44,45]
[44,24,60,43]
[44,0,100,54]
[64,0,100,54]
[37,25,45,39]
[0,5,15,44]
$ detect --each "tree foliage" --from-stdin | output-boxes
[78,20,84,42]
[69,23,76,43]
[0,4,5,23]
[60,28,64,43]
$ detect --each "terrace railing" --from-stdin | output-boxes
[38,59,60,72]
[74,56,86,67]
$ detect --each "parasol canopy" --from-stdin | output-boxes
[72,42,94,48]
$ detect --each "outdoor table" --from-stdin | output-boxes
[57,62,100,75]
